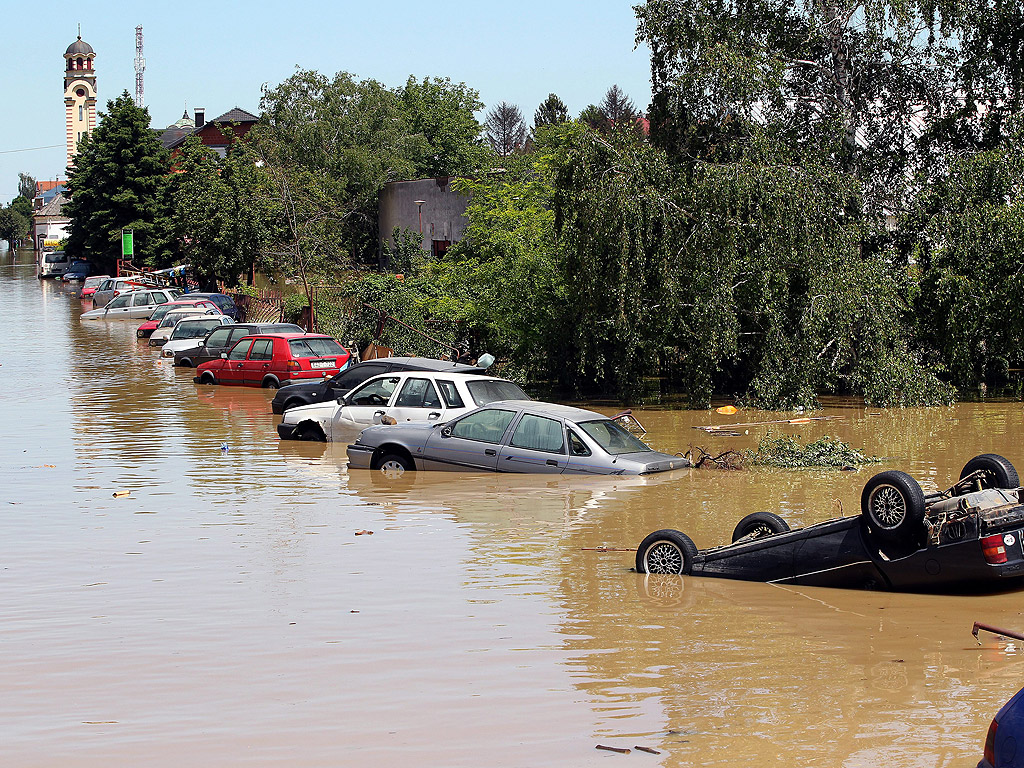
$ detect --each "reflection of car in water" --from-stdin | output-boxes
[347,401,691,476]
[636,454,1024,593]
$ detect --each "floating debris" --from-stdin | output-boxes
[696,415,845,434]
[595,745,631,754]
[355,530,374,536]
[744,431,881,468]
[112,490,131,498]
[634,745,661,755]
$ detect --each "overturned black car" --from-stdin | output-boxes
[636,454,1024,592]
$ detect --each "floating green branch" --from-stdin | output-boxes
[744,431,882,468]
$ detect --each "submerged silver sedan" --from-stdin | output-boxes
[346,400,691,476]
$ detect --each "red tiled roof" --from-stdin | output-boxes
[36,180,64,194]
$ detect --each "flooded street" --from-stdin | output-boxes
[3,249,1023,767]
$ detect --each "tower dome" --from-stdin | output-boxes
[65,36,95,57]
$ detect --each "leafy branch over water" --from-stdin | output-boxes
[744,431,882,468]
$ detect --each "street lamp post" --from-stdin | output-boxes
[414,199,426,234]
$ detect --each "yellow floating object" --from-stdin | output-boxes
[716,405,738,415]
[112,490,131,498]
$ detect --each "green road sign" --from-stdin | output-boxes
[122,230,134,257]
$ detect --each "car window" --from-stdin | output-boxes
[150,304,172,321]
[450,408,516,443]
[465,379,530,406]
[394,378,442,408]
[258,324,304,333]
[568,430,592,457]
[349,376,400,405]
[332,363,387,391]
[158,314,179,328]
[510,414,565,454]
[435,380,465,408]
[206,328,232,347]
[577,420,651,456]
[227,328,253,345]
[174,320,222,340]
[288,338,346,358]
[249,339,274,361]
[107,295,130,309]
[228,340,253,361]
[154,292,173,305]
[132,292,152,306]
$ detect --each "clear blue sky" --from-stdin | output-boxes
[2,0,653,204]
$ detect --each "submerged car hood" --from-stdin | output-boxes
[281,400,339,423]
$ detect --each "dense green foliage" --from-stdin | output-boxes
[64,92,174,270]
[0,207,29,246]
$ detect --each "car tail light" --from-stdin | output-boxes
[984,717,997,765]
[982,534,1008,564]
[286,360,300,370]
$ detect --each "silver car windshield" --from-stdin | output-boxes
[465,380,529,406]
[576,420,651,455]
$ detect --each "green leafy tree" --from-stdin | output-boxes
[63,92,175,271]
[171,136,273,288]
[11,195,32,220]
[17,173,36,201]
[0,207,29,247]
[255,69,424,271]
[400,76,487,177]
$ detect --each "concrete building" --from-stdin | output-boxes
[378,177,469,263]
[33,192,71,250]
[64,35,97,170]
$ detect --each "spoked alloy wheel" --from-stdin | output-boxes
[635,529,697,575]
[376,453,414,479]
[860,470,926,545]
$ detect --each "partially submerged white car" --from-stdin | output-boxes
[277,371,530,441]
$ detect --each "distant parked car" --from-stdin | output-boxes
[180,292,240,320]
[271,357,490,414]
[160,316,237,360]
[38,250,70,278]
[346,401,691,476]
[194,333,351,389]
[80,288,180,320]
[62,261,92,281]
[91,277,172,309]
[172,322,304,367]
[278,371,530,441]
[634,454,1024,593]
[136,299,219,338]
[149,307,222,346]
[80,275,110,299]
[980,682,1024,768]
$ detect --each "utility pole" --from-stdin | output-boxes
[134,25,145,108]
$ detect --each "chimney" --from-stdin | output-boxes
[194,108,205,128]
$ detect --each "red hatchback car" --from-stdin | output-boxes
[193,333,351,389]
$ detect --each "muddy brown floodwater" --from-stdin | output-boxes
[2,249,1022,767]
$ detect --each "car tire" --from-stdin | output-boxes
[636,529,698,575]
[200,372,217,385]
[861,470,926,545]
[261,377,280,390]
[375,452,414,478]
[731,512,790,542]
[295,422,326,442]
[177,358,192,368]
[960,454,1019,490]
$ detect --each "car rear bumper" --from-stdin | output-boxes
[346,443,374,469]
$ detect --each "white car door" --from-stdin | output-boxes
[387,377,447,425]
[129,291,155,318]
[102,293,134,318]
[333,375,402,431]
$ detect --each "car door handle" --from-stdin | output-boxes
[236,363,244,368]
[485,449,496,456]
[546,459,559,466]
[427,412,441,420]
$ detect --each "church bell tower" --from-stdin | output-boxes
[64,34,97,170]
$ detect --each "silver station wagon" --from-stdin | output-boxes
[346,401,692,476]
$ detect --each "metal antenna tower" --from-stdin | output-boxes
[134,25,145,108]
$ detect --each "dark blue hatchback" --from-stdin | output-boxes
[980,685,1024,767]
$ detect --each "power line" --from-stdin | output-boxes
[0,144,64,155]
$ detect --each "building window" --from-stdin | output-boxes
[79,105,83,121]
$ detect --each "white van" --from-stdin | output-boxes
[38,250,70,278]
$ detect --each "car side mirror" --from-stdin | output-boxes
[220,352,228,359]
[440,425,453,438]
